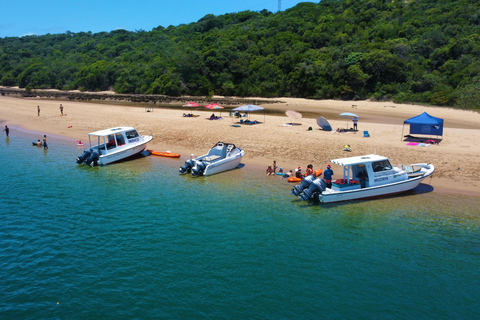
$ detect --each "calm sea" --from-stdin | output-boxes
[1,127,480,319]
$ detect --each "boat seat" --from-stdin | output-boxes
[203,155,221,162]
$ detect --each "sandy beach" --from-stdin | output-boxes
[1,93,479,196]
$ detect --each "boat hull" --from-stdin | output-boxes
[203,152,244,176]
[319,164,434,203]
[96,136,152,165]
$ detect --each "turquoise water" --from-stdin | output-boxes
[1,128,480,319]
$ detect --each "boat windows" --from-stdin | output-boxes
[372,160,393,172]
[125,130,139,139]
[106,134,116,150]
[115,133,125,146]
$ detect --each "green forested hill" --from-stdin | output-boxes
[1,0,480,109]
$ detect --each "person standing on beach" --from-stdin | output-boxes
[273,160,278,174]
[37,105,40,116]
[59,104,64,115]
[324,164,334,188]
[353,117,358,131]
[3,125,9,137]
[43,134,48,149]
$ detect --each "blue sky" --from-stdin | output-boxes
[0,0,311,38]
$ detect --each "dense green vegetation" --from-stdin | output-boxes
[1,0,480,110]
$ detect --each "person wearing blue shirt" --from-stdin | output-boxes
[324,164,334,188]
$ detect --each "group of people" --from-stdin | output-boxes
[36,104,65,116]
[35,135,48,148]
[234,111,247,118]
[266,160,334,188]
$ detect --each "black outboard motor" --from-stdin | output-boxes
[300,178,327,201]
[76,148,92,164]
[179,159,194,174]
[192,161,207,177]
[290,175,316,196]
[85,150,100,166]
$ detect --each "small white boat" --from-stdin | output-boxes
[291,154,434,203]
[76,127,152,166]
[179,142,245,176]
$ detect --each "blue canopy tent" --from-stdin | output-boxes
[402,112,444,141]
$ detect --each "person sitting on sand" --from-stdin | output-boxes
[278,167,284,174]
[266,165,274,175]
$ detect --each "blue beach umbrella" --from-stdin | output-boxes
[339,112,359,129]
[233,105,265,122]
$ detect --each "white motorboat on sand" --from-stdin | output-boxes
[76,127,152,166]
[179,142,245,176]
[291,154,434,203]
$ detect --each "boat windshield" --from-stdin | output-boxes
[372,160,393,172]
[125,130,139,139]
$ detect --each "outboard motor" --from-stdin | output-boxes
[290,175,316,196]
[300,178,327,201]
[179,159,194,174]
[85,150,100,166]
[76,148,92,164]
[192,160,207,177]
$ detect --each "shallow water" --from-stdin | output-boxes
[1,131,479,319]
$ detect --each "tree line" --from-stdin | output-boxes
[1,0,479,110]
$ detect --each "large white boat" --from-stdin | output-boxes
[291,154,435,203]
[179,142,245,176]
[76,127,153,166]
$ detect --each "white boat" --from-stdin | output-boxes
[76,127,153,166]
[179,142,245,176]
[291,154,435,203]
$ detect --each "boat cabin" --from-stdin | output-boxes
[203,142,237,161]
[330,154,407,191]
[88,127,140,154]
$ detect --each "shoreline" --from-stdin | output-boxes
[1,94,480,197]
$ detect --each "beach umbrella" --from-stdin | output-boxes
[204,103,223,117]
[183,102,200,107]
[317,116,332,131]
[339,112,359,129]
[204,103,223,109]
[286,110,302,119]
[233,104,265,122]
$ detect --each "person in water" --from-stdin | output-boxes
[43,135,48,149]
[36,139,43,147]
[306,164,314,176]
[295,167,302,178]
[3,125,9,137]
[266,165,274,175]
